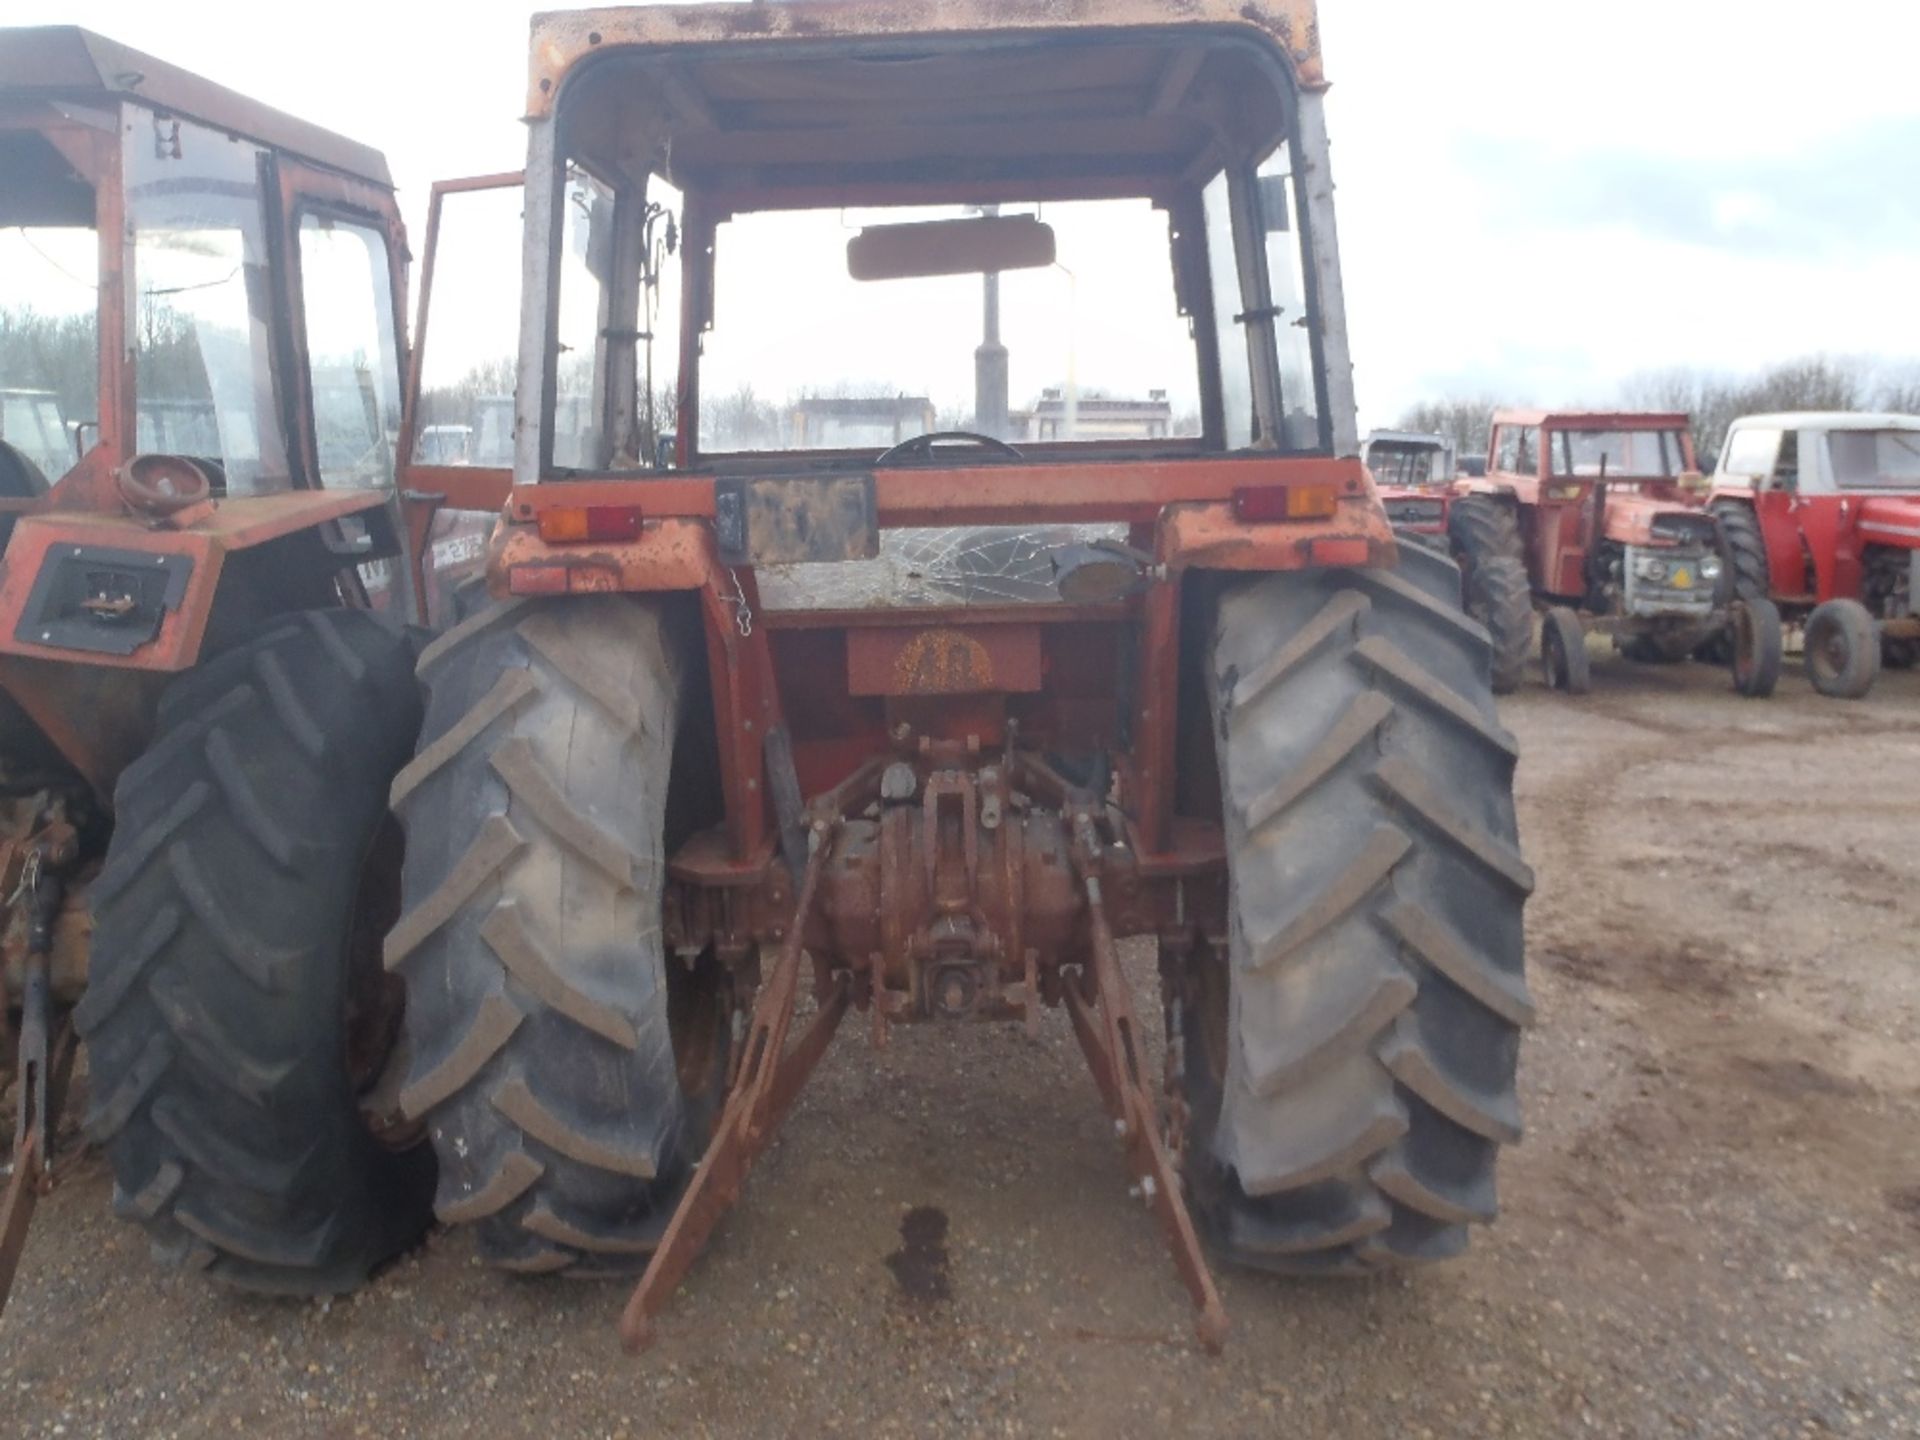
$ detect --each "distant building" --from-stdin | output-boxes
[791,395,936,449]
[1025,388,1173,443]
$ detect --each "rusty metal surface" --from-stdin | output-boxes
[1158,498,1395,572]
[715,474,878,567]
[647,732,1231,1347]
[844,624,1043,697]
[0,490,392,673]
[527,1,1327,118]
[499,457,1368,531]
[0,27,393,186]
[490,514,718,598]
[621,830,848,1351]
[0,802,89,1001]
[672,738,1211,1026]
[1062,818,1227,1350]
[0,1016,75,1320]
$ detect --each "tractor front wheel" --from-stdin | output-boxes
[80,611,435,1293]
[1540,608,1591,694]
[1804,599,1881,700]
[1729,598,1784,699]
[1188,543,1533,1271]
[1710,501,1771,603]
[1446,496,1532,695]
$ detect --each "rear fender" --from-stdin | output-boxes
[1158,499,1393,572]
[0,488,397,795]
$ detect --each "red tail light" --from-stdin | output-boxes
[1233,484,1339,523]
[537,505,644,543]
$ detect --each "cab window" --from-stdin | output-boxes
[1721,427,1782,482]
[126,114,288,494]
[298,214,403,489]
[1495,425,1541,475]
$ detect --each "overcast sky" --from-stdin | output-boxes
[17,0,1920,429]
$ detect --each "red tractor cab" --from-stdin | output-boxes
[1362,429,1455,538]
[1448,410,1781,697]
[1708,412,1920,698]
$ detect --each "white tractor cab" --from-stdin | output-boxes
[1707,412,1920,696]
[1362,429,1457,536]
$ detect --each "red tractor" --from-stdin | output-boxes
[380,0,1533,1351]
[1707,412,1920,699]
[0,28,484,1311]
[1449,410,1781,697]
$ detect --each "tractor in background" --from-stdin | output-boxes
[1363,428,1456,538]
[1707,412,1920,699]
[1449,409,1781,698]
[0,27,473,1311]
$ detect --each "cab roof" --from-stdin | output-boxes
[0,26,392,187]
[1493,410,1692,431]
[1729,412,1920,433]
[1365,430,1449,449]
[537,2,1321,202]
[528,0,1327,115]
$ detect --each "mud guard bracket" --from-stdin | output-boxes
[1064,817,1229,1351]
[620,825,849,1351]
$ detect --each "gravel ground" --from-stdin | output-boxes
[4,654,1918,1438]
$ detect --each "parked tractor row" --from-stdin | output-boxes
[1364,408,1920,700]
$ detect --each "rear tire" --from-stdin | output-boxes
[78,611,434,1293]
[1540,608,1590,694]
[386,597,729,1274]
[1446,496,1533,695]
[1190,545,1533,1271]
[1804,599,1881,700]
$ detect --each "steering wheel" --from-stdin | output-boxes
[875,431,1026,467]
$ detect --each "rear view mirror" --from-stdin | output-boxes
[848,214,1056,282]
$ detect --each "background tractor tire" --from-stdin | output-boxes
[79,611,434,1293]
[1446,496,1533,695]
[1191,543,1533,1272]
[1804,599,1881,700]
[1709,500,1771,604]
[387,597,729,1276]
[1730,598,1784,699]
[1540,607,1591,694]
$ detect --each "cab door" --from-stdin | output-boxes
[392,173,527,627]
[274,158,414,614]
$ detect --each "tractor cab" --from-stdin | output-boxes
[1362,428,1455,534]
[1707,412,1920,697]
[0,27,439,657]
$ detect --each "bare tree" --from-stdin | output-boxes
[1620,355,1904,466]
[1394,397,1501,463]
[1874,362,1920,416]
